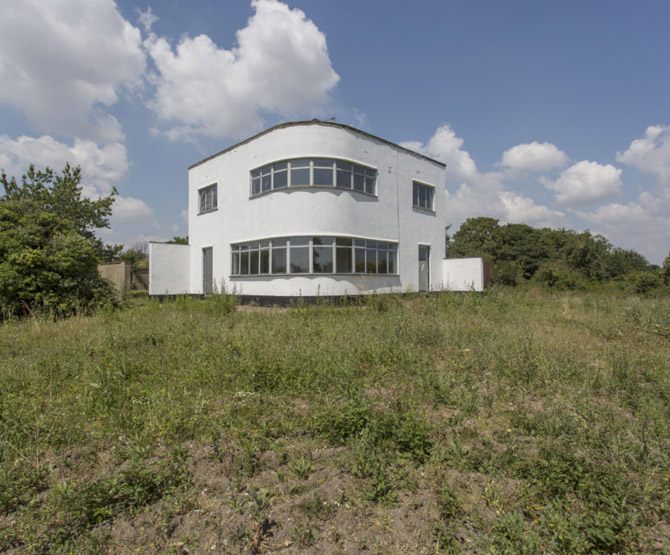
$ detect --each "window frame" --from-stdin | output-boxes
[412,180,435,212]
[198,183,218,214]
[249,158,377,198]
[230,236,398,277]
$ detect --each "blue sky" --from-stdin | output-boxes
[1,0,669,263]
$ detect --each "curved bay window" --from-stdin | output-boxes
[231,236,397,276]
[250,159,376,197]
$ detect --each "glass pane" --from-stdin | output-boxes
[388,243,397,251]
[291,167,310,187]
[272,247,286,273]
[261,174,271,193]
[336,161,352,171]
[366,249,377,273]
[313,158,332,168]
[336,169,351,189]
[273,170,287,189]
[313,167,333,186]
[366,240,377,249]
[291,237,310,246]
[353,172,364,192]
[232,252,240,275]
[272,238,287,247]
[240,251,249,275]
[250,249,259,274]
[336,246,352,273]
[260,249,270,274]
[313,246,333,273]
[336,237,352,246]
[353,239,366,247]
[313,237,333,246]
[273,162,288,171]
[388,251,397,274]
[251,170,261,178]
[252,178,261,196]
[365,174,375,195]
[426,187,434,209]
[419,246,429,261]
[413,184,419,206]
[290,246,309,273]
[291,158,311,168]
[355,248,366,273]
[378,250,388,274]
[260,240,270,248]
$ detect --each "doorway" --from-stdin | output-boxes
[202,247,213,295]
[418,245,430,292]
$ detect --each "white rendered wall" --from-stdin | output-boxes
[441,258,486,292]
[188,122,446,296]
[149,243,191,295]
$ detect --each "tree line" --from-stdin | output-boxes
[447,217,669,292]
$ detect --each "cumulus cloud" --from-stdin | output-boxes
[144,0,340,141]
[111,196,156,224]
[406,125,563,229]
[541,160,623,206]
[499,192,564,227]
[501,141,568,172]
[0,0,145,143]
[573,125,670,263]
[616,125,670,188]
[0,134,128,195]
[402,124,478,183]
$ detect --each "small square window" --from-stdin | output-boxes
[412,181,434,211]
[199,184,217,213]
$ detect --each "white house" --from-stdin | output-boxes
[149,120,488,298]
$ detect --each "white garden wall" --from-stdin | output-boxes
[149,243,191,295]
[441,257,488,292]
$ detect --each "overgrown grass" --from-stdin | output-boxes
[1,289,669,552]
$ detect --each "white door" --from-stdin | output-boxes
[203,247,213,295]
[418,245,430,292]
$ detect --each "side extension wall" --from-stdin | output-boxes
[149,243,191,295]
[441,257,488,292]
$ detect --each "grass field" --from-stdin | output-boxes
[1,289,669,553]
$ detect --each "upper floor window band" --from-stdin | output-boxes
[251,159,376,197]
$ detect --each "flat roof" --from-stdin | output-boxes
[188,120,447,170]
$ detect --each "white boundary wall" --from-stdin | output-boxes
[441,257,487,292]
[149,243,191,295]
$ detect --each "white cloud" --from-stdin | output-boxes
[111,196,155,223]
[145,0,339,141]
[406,125,564,230]
[137,6,158,33]
[0,134,128,195]
[575,190,670,264]
[541,160,623,206]
[616,125,670,188]
[402,124,478,183]
[499,192,565,227]
[501,141,568,172]
[0,0,145,143]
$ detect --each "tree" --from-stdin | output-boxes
[448,217,500,258]
[0,164,117,318]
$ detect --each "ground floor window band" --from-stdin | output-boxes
[231,236,398,276]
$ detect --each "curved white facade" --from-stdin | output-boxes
[150,121,449,297]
